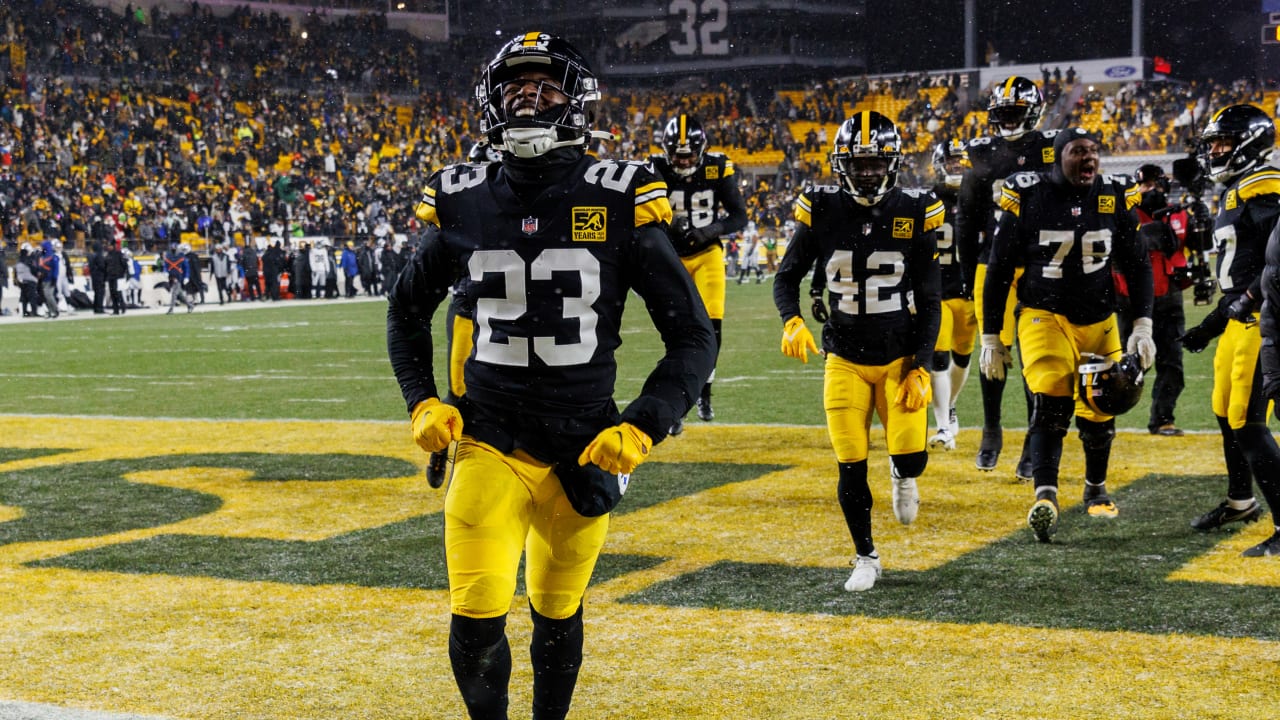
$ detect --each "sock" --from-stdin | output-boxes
[449,614,511,720]
[837,461,874,557]
[530,604,584,720]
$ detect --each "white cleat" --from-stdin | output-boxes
[928,426,956,451]
[891,467,920,525]
[844,554,882,592]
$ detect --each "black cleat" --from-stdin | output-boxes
[1015,455,1034,483]
[1242,531,1280,557]
[1027,497,1059,543]
[1190,500,1265,531]
[976,428,1002,471]
[696,395,714,422]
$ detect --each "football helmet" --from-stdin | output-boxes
[988,76,1043,140]
[1078,353,1145,416]
[475,32,599,158]
[466,140,503,164]
[932,139,968,190]
[1198,104,1276,184]
[830,111,902,206]
[662,114,708,177]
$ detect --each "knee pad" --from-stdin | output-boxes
[1077,417,1116,452]
[889,450,928,479]
[1029,394,1073,435]
[952,352,972,369]
[449,614,508,674]
[931,350,950,373]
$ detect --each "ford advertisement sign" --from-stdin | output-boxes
[1105,65,1138,78]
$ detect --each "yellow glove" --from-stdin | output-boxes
[895,365,932,411]
[578,422,652,475]
[410,398,462,454]
[781,316,820,363]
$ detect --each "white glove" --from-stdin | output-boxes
[979,334,1012,381]
[1127,317,1157,370]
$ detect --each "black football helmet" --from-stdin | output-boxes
[830,111,902,206]
[988,76,1043,140]
[1135,163,1170,192]
[475,32,599,158]
[662,114,708,178]
[932,139,968,190]
[1079,353,1145,416]
[1198,104,1276,184]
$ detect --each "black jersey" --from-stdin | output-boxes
[388,154,715,445]
[774,184,944,367]
[649,151,749,256]
[984,171,1150,329]
[1212,167,1280,300]
[931,184,965,299]
[957,130,1058,289]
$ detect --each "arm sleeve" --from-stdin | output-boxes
[1113,212,1154,320]
[911,227,943,369]
[956,164,985,295]
[982,201,1019,335]
[773,221,818,322]
[386,227,452,415]
[704,174,749,239]
[620,223,717,441]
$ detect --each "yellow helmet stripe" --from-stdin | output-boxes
[1002,76,1016,98]
[860,112,870,144]
[521,31,542,46]
[679,115,687,144]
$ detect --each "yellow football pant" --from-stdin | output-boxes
[1211,319,1262,430]
[444,438,609,620]
[823,354,928,463]
[1015,307,1122,423]
[937,296,978,355]
[680,244,725,320]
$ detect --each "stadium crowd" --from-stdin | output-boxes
[0,0,1275,318]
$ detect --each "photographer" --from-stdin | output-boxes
[1113,164,1188,436]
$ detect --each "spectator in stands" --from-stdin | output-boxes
[241,239,260,301]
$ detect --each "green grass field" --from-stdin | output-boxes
[0,285,1276,720]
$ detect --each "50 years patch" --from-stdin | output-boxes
[572,206,607,242]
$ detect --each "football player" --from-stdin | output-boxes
[1191,104,1280,558]
[388,32,715,719]
[957,75,1059,479]
[981,128,1155,543]
[927,139,977,451]
[650,113,748,432]
[773,111,943,592]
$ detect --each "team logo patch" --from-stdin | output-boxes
[522,216,539,235]
[892,218,914,239]
[1226,190,1237,211]
[1042,148,1055,163]
[572,207,608,242]
[705,166,720,180]
[1098,195,1115,214]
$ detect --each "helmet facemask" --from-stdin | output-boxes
[476,34,599,159]
[830,112,902,207]
[662,115,707,177]
[933,141,967,190]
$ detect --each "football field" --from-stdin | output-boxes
[0,287,1276,719]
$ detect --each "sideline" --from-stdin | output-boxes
[0,702,172,720]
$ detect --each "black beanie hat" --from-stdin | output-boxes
[1054,127,1102,160]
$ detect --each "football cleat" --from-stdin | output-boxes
[948,407,959,438]
[844,554,882,592]
[1027,497,1059,543]
[1014,434,1033,482]
[668,416,684,437]
[1085,494,1119,519]
[1190,500,1264,531]
[696,395,714,422]
[890,467,919,525]
[928,426,955,451]
[976,428,1002,471]
[1241,531,1280,557]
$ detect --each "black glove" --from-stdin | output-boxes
[810,287,829,323]
[686,227,712,246]
[1179,307,1228,353]
[1226,291,1257,324]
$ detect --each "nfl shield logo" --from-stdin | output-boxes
[1071,206,1082,217]
[522,216,539,234]
[862,223,873,235]
[1017,156,1026,166]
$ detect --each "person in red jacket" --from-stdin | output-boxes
[1113,163,1188,436]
